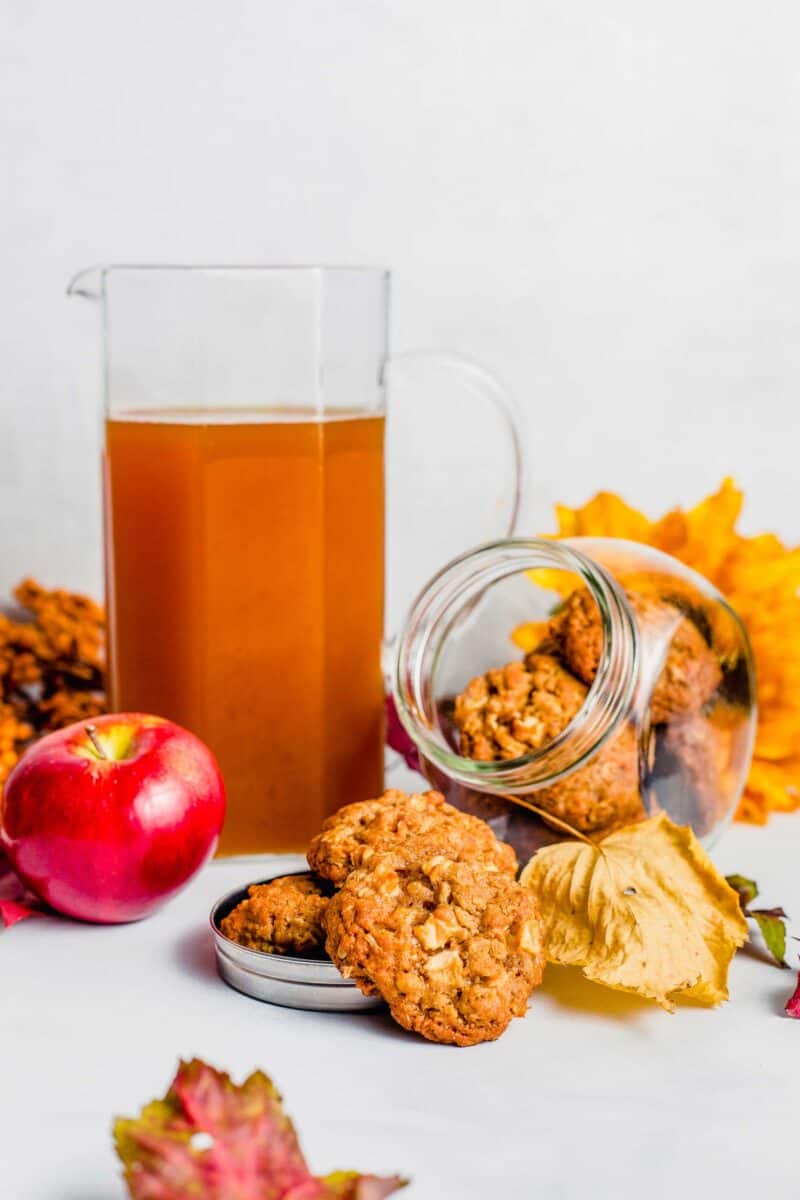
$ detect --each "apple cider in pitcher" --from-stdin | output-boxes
[104,410,385,855]
[72,265,519,858]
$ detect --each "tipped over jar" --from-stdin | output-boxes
[393,539,757,861]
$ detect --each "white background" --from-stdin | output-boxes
[2,0,800,602]
[2,7,799,1197]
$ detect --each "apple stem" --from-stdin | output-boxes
[84,724,107,760]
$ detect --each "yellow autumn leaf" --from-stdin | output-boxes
[523,479,800,823]
[508,619,549,654]
[520,813,748,1010]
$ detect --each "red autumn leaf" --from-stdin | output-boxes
[114,1059,407,1200]
[385,695,421,775]
[0,851,41,928]
[0,898,38,928]
[785,973,800,1019]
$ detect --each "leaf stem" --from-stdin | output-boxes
[498,793,599,848]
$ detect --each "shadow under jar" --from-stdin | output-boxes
[393,538,757,863]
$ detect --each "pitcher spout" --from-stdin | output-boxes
[66,266,106,300]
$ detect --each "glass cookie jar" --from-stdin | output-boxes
[393,538,757,861]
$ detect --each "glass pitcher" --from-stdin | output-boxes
[67,266,521,856]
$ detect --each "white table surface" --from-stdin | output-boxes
[3,817,798,1200]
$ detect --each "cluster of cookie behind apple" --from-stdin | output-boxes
[221,788,545,1046]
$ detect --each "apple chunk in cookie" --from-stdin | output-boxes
[324,853,545,1046]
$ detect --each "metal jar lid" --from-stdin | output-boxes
[209,870,383,1013]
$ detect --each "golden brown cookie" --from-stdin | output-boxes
[538,589,603,685]
[307,788,517,885]
[325,853,545,1046]
[645,612,723,724]
[540,588,721,723]
[454,654,586,762]
[535,722,645,834]
[649,712,733,836]
[220,873,331,957]
[454,653,643,834]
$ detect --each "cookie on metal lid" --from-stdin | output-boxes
[220,873,333,958]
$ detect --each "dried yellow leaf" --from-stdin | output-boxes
[520,813,748,1010]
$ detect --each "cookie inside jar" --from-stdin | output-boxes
[393,538,756,856]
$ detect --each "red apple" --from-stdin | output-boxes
[0,713,225,923]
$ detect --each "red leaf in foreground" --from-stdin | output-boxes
[313,1173,408,1199]
[785,973,800,1019]
[114,1059,407,1200]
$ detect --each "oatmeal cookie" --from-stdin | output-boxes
[454,654,586,762]
[307,788,517,885]
[540,588,721,723]
[454,653,642,834]
[220,873,331,957]
[645,612,722,724]
[325,854,545,1045]
[535,722,645,834]
[649,713,732,836]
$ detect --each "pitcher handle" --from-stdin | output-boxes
[386,348,523,530]
[383,348,525,643]
[382,349,522,781]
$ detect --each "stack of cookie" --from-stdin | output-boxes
[222,789,546,1047]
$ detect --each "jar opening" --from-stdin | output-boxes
[393,540,639,795]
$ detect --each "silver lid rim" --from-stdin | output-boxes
[209,868,383,1010]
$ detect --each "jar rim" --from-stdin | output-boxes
[392,538,640,794]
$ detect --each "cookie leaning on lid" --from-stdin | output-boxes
[324,852,545,1046]
[307,788,518,886]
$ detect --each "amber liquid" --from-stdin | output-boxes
[104,410,385,854]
